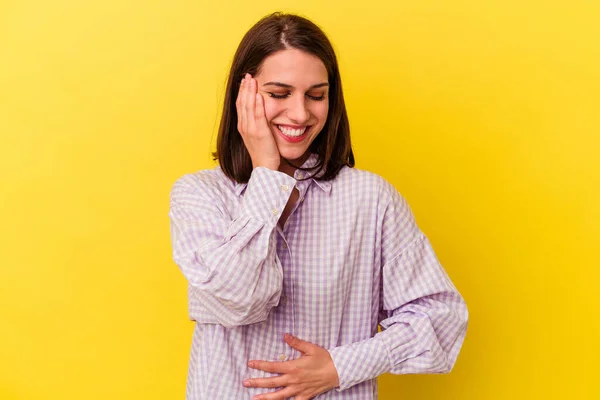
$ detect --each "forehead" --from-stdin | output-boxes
[257,49,328,86]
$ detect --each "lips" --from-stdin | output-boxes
[275,124,311,143]
[277,125,306,136]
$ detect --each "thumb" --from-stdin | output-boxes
[284,333,313,355]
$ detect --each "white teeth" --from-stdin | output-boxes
[278,125,307,137]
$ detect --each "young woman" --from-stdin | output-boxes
[169,12,468,400]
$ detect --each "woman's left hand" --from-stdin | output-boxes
[244,333,340,400]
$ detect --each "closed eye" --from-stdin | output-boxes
[307,93,325,101]
[267,92,326,101]
[267,92,290,99]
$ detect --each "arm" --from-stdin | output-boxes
[327,181,469,391]
[169,167,297,328]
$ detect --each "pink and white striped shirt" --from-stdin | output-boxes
[169,154,468,399]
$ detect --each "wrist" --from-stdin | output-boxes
[252,161,280,171]
[327,354,340,389]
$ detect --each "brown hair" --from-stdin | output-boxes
[213,12,355,183]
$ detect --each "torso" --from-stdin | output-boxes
[177,164,413,400]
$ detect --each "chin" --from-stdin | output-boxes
[278,147,311,163]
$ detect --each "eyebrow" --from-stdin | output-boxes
[262,81,329,90]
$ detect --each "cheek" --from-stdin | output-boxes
[262,98,282,122]
[312,103,329,124]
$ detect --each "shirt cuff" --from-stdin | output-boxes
[238,167,297,224]
[327,335,392,391]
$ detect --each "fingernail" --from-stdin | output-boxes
[245,73,251,79]
[248,361,254,368]
[243,380,251,387]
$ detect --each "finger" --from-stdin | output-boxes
[245,76,257,134]
[252,387,296,400]
[248,360,293,374]
[284,333,314,355]
[254,91,273,133]
[243,375,287,389]
[236,77,246,135]
[255,91,266,120]
[235,78,244,134]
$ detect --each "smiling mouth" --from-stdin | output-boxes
[275,124,311,143]
[277,125,309,137]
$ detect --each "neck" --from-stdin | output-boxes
[278,153,311,177]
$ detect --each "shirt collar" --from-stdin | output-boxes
[234,153,331,196]
[234,182,247,196]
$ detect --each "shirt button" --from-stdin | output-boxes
[281,184,290,192]
[279,354,286,361]
[271,207,278,215]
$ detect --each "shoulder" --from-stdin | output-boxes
[333,166,409,208]
[170,166,237,203]
[333,165,386,191]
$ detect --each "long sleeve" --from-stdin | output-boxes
[327,180,469,391]
[169,167,297,328]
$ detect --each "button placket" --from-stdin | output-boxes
[274,207,296,358]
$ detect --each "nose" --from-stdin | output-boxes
[286,95,310,124]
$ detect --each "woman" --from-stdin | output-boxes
[169,12,468,400]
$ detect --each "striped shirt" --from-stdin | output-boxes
[168,154,468,399]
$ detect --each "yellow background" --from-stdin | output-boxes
[1,0,598,399]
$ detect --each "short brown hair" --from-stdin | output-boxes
[213,12,355,183]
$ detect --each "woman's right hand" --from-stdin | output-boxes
[236,73,281,171]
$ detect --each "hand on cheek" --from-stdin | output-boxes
[235,73,281,170]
